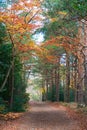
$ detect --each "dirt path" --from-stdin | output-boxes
[0,102,80,130]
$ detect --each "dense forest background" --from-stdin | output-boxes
[0,0,87,114]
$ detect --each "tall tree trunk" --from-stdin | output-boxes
[10,47,15,110]
[82,20,87,105]
[50,69,54,100]
[65,53,70,102]
[74,58,78,102]
[42,79,45,101]
[55,60,60,102]
[9,33,15,110]
[84,57,87,105]
[77,63,84,105]
[45,69,49,100]
[0,61,14,92]
[83,36,87,105]
[76,20,84,105]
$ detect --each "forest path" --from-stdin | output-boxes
[0,102,80,130]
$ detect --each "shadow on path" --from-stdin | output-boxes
[0,102,80,130]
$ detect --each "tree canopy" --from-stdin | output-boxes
[0,0,87,114]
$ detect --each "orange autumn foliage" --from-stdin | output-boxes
[0,0,43,62]
[41,36,79,57]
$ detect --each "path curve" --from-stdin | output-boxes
[0,102,80,130]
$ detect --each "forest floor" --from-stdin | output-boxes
[0,101,87,130]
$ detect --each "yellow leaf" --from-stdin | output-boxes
[58,11,67,16]
[50,18,57,22]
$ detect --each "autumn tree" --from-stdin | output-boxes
[36,0,87,104]
[0,0,42,111]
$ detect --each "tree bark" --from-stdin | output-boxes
[0,61,14,92]
[55,60,60,102]
[65,53,70,102]
[45,69,49,100]
[74,58,78,102]
[84,59,87,105]
[10,46,15,110]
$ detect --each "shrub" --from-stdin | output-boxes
[47,85,56,101]
[0,97,8,114]
[13,93,30,112]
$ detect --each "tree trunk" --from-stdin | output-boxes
[10,45,15,110]
[0,61,14,92]
[84,59,87,105]
[82,20,87,105]
[77,60,84,104]
[42,78,46,101]
[45,69,49,100]
[55,60,60,102]
[65,53,70,102]
[74,58,78,102]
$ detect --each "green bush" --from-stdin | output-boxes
[70,88,75,102]
[47,85,56,101]
[0,97,8,114]
[0,43,30,113]
[13,93,30,112]
[59,86,64,101]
